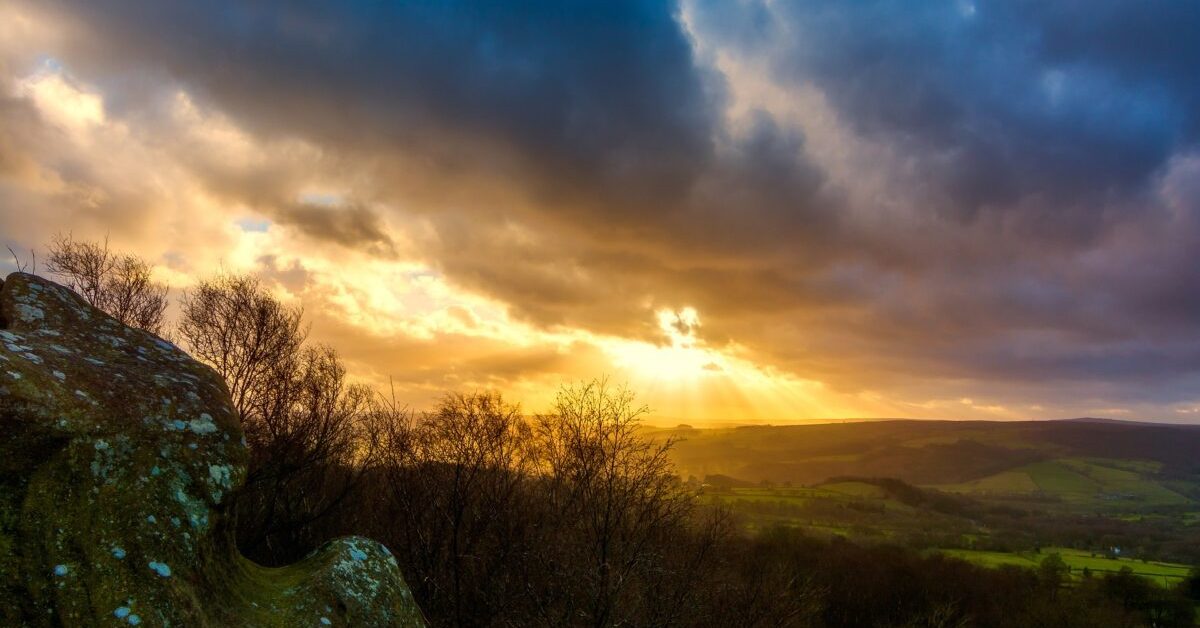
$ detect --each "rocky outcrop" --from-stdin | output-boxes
[0,273,424,627]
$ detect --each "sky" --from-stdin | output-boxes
[1,1,1199,424]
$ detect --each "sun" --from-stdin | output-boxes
[597,307,842,423]
[605,307,718,381]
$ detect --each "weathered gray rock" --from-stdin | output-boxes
[0,273,425,626]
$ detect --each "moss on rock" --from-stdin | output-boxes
[0,273,425,627]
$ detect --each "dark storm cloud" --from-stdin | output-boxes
[1015,0,1200,137]
[44,0,720,214]
[15,0,1200,412]
[743,0,1191,224]
[680,0,1200,397]
[36,0,840,257]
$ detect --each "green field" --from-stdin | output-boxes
[937,547,1193,587]
[933,458,1192,510]
[819,481,888,498]
[936,469,1039,493]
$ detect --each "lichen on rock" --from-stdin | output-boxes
[0,273,425,626]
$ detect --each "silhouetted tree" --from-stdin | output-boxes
[353,381,733,627]
[178,273,371,563]
[372,391,540,625]
[532,379,693,626]
[45,234,169,335]
[1038,552,1068,598]
[178,273,305,422]
[238,345,377,561]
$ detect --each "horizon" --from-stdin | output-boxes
[641,415,1200,429]
[4,1,1200,425]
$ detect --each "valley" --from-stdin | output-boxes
[655,419,1200,579]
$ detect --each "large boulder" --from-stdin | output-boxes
[0,273,424,627]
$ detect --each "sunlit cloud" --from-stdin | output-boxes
[2,0,1200,423]
[16,62,105,130]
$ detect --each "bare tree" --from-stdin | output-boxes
[374,391,539,626]
[177,273,372,564]
[533,379,692,627]
[349,379,736,627]
[45,234,168,335]
[177,273,306,423]
[237,344,377,560]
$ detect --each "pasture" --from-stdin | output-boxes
[937,547,1194,587]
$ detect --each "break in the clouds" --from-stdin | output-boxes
[1,0,1199,422]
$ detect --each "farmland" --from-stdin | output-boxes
[669,419,1200,582]
[934,458,1193,510]
[937,548,1194,587]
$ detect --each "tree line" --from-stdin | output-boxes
[35,235,1200,627]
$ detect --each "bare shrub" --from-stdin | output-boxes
[45,234,168,335]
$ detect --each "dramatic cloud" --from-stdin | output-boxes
[1,0,1199,421]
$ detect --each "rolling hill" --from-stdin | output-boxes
[654,419,1200,512]
[658,418,1200,568]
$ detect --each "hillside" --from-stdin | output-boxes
[657,419,1200,568]
[656,419,1200,511]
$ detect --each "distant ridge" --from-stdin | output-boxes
[663,414,1200,488]
[647,416,1200,430]
[1062,416,1200,428]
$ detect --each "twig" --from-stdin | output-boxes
[8,246,28,273]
